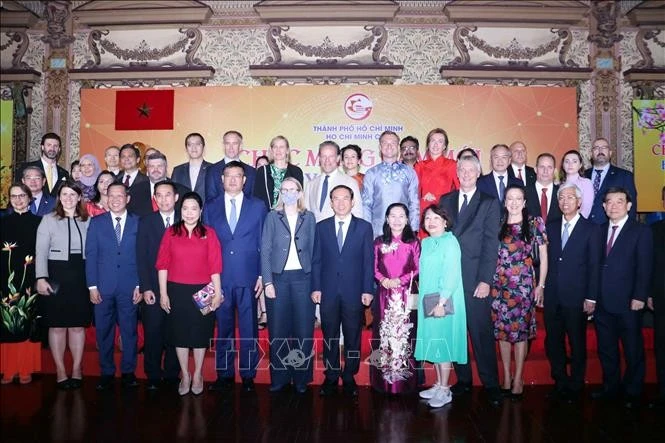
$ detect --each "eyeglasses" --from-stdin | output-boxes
[10,194,28,199]
[280,189,298,194]
[591,145,609,151]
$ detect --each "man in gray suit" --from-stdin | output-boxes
[171,132,212,201]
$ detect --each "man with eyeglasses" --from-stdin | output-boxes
[399,136,420,168]
[477,144,521,203]
[584,137,637,224]
[19,166,56,216]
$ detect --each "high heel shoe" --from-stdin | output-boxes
[178,373,191,396]
[511,379,524,400]
[191,374,204,395]
[500,378,512,396]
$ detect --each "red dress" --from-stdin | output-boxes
[414,156,459,218]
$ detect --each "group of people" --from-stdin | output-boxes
[1,129,662,411]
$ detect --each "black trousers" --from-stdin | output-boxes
[543,301,587,392]
[654,305,665,398]
[142,297,180,381]
[320,294,363,384]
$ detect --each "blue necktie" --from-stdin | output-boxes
[165,216,171,228]
[114,217,122,244]
[562,222,570,249]
[29,199,37,215]
[319,175,329,212]
[460,194,468,214]
[593,169,602,195]
[337,221,344,252]
[229,198,238,233]
[498,175,505,201]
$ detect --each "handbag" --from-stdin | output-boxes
[192,282,216,315]
[529,218,540,265]
[405,272,419,311]
[35,278,60,296]
[423,293,454,317]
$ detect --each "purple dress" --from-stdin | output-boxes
[370,236,420,394]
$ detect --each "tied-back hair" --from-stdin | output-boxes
[273,177,306,212]
[559,149,585,183]
[381,203,417,244]
[172,191,206,238]
[91,170,116,203]
[498,184,531,243]
[54,179,89,221]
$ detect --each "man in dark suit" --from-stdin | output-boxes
[584,137,637,224]
[16,132,69,196]
[438,156,503,405]
[204,130,256,201]
[591,186,652,408]
[127,152,189,217]
[19,166,56,216]
[204,161,267,392]
[526,153,561,223]
[544,183,601,402]
[507,141,536,187]
[648,186,665,408]
[311,184,374,397]
[85,182,143,390]
[171,132,212,201]
[104,145,121,176]
[136,181,181,390]
[476,143,521,202]
[116,144,149,190]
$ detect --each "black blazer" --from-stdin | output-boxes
[599,219,653,314]
[205,159,256,202]
[545,216,601,308]
[127,180,190,217]
[116,171,149,190]
[525,183,561,223]
[507,165,536,187]
[438,190,501,296]
[136,211,180,293]
[17,159,69,196]
[584,165,637,224]
[253,164,304,210]
[171,160,212,202]
[652,220,665,307]
[476,172,522,201]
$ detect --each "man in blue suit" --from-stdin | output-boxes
[136,180,181,390]
[86,182,143,390]
[591,186,652,409]
[204,130,256,202]
[312,184,374,397]
[544,183,601,402]
[476,144,521,203]
[20,166,56,216]
[204,161,267,392]
[171,132,212,202]
[585,138,637,224]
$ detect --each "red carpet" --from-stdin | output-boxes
[41,313,656,386]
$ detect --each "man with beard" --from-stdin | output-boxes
[17,133,69,195]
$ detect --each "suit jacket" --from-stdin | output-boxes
[652,220,665,307]
[584,165,637,224]
[477,172,522,201]
[311,215,374,302]
[260,209,316,284]
[526,183,562,223]
[438,190,501,296]
[17,159,69,196]
[171,160,212,201]
[598,218,653,314]
[116,171,149,190]
[137,211,179,293]
[35,212,89,278]
[203,194,267,288]
[85,212,140,295]
[507,165,536,187]
[127,180,190,217]
[304,169,363,221]
[545,215,601,308]
[5,193,55,217]
[254,164,303,210]
[205,159,256,202]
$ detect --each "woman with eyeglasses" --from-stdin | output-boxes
[260,177,316,393]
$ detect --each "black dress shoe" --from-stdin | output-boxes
[450,383,471,396]
[121,373,139,388]
[591,389,618,401]
[486,387,504,406]
[69,378,83,390]
[269,383,290,393]
[546,387,565,400]
[96,375,114,391]
[146,379,160,390]
[241,378,255,392]
[295,385,308,394]
[208,377,234,392]
[319,378,338,396]
[623,395,641,409]
[343,382,359,398]
[56,379,71,390]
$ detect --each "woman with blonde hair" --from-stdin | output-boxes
[253,136,304,210]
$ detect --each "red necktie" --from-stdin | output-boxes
[151,196,158,211]
[124,174,130,187]
[540,188,548,221]
[606,225,618,256]
[518,168,523,182]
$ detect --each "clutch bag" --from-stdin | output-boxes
[192,282,216,315]
[423,293,454,317]
[35,278,59,296]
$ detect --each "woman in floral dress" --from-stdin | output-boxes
[491,185,548,399]
[370,203,420,394]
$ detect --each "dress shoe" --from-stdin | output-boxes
[241,378,255,392]
[623,395,641,409]
[546,387,566,400]
[57,379,71,390]
[486,387,504,406]
[69,378,83,390]
[179,373,191,396]
[146,379,160,391]
[19,375,33,384]
[191,374,204,395]
[450,383,471,396]
[96,375,114,391]
[208,377,234,392]
[295,385,308,394]
[649,397,665,409]
[319,378,338,396]
[591,389,618,401]
[121,373,139,388]
[343,381,359,397]
[269,383,290,393]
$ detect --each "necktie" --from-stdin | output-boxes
[517,168,523,183]
[606,225,618,256]
[46,163,54,192]
[229,198,238,233]
[29,199,37,215]
[460,193,468,214]
[165,216,171,228]
[114,216,122,244]
[540,188,548,221]
[124,174,130,187]
[319,175,329,212]
[593,169,602,195]
[562,222,570,249]
[498,175,505,201]
[337,221,344,252]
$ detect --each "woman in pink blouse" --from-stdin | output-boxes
[560,150,594,218]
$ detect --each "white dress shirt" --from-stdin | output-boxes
[224,192,244,224]
[188,162,202,189]
[492,170,509,198]
[606,214,629,244]
[123,169,139,187]
[458,187,477,212]
[511,164,527,186]
[111,210,129,240]
[334,214,352,247]
[160,211,175,228]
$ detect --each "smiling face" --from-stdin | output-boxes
[146,158,167,183]
[504,187,526,218]
[120,148,139,171]
[424,208,446,237]
[319,144,340,174]
[223,133,242,159]
[222,165,246,196]
[603,191,632,223]
[380,133,400,162]
[59,186,81,215]
[557,186,580,218]
[22,170,45,194]
[80,158,96,178]
[330,186,353,218]
[154,183,178,213]
[490,145,511,173]
[96,173,115,196]
[271,138,289,163]
[457,159,480,192]
[181,197,202,226]
[427,133,447,159]
[400,140,418,163]
[107,184,129,215]
[105,147,120,168]
[342,148,360,172]
[9,186,30,213]
[386,205,408,235]
[509,142,527,167]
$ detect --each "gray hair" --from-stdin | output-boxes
[457,155,482,175]
[557,182,582,199]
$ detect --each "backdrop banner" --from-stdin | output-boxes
[0,100,13,209]
[80,85,578,182]
[632,99,665,212]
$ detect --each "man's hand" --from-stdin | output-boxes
[254,277,263,298]
[143,290,156,305]
[630,299,645,311]
[89,288,102,304]
[473,282,490,299]
[311,291,322,304]
[361,293,373,306]
[647,297,654,311]
[265,284,276,299]
[132,287,142,305]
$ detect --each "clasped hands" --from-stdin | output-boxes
[310,290,373,307]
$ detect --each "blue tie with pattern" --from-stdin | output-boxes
[498,175,505,201]
[593,169,602,195]
[114,217,122,244]
[229,198,238,233]
[337,221,344,252]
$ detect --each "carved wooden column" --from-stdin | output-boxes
[41,0,75,166]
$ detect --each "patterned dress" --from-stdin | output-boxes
[491,217,547,343]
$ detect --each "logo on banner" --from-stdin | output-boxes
[344,93,373,120]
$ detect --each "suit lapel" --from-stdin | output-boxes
[195,162,209,191]
[608,219,634,257]
[340,217,356,254]
[455,191,479,236]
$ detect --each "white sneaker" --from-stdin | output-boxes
[419,384,441,400]
[428,387,452,408]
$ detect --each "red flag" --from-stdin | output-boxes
[115,90,174,130]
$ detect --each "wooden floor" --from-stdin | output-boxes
[0,375,662,442]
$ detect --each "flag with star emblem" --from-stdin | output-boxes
[115,90,174,130]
